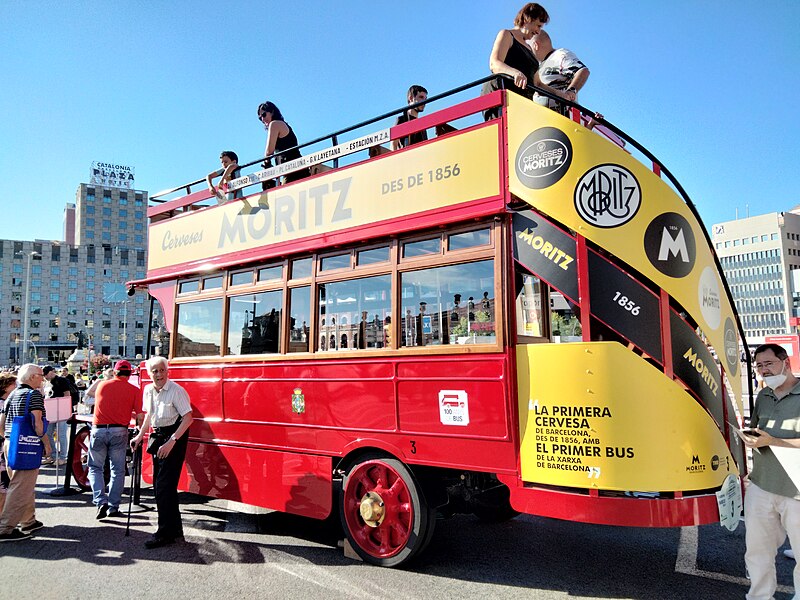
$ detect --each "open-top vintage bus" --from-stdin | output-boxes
[130,77,749,566]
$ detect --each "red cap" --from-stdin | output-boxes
[114,360,133,371]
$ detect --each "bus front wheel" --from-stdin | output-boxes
[339,455,434,567]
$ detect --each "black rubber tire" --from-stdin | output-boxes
[339,454,434,567]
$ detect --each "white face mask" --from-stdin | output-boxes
[763,363,787,390]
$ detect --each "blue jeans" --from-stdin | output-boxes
[46,420,69,460]
[87,427,128,510]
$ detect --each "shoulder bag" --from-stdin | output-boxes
[7,391,48,470]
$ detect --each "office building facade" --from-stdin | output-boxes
[711,210,800,345]
[0,181,162,367]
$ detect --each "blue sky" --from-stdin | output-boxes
[1,1,798,242]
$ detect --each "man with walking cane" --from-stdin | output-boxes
[130,357,193,549]
[88,360,143,520]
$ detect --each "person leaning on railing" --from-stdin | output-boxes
[257,101,311,189]
[481,2,550,120]
[206,151,242,205]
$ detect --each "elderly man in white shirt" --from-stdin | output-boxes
[131,356,193,549]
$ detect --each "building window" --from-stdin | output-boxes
[86,205,95,214]
[86,218,95,226]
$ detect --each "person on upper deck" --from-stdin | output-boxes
[482,3,550,120]
[392,85,429,151]
[206,151,242,205]
[531,30,589,116]
[257,101,311,189]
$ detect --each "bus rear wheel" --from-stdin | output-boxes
[339,455,434,567]
[70,427,91,491]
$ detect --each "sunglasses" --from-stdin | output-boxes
[258,112,268,120]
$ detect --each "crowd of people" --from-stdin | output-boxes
[0,357,193,550]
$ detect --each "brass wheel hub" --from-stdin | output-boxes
[359,491,385,527]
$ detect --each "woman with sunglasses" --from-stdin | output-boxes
[257,101,310,188]
[481,3,550,120]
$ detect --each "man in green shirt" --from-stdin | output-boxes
[743,343,800,599]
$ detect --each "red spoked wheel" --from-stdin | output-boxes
[70,426,91,491]
[340,455,434,567]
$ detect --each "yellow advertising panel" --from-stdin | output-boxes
[148,124,501,271]
[506,94,742,411]
[517,343,738,491]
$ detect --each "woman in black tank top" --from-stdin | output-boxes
[481,3,550,119]
[257,101,311,186]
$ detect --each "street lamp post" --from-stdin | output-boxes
[17,250,40,364]
[122,299,128,359]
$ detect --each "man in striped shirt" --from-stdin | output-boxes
[0,364,51,542]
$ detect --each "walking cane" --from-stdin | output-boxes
[125,445,139,537]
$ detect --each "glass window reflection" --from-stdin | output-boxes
[448,228,490,251]
[400,260,495,347]
[403,237,440,259]
[318,275,391,351]
[174,299,222,357]
[291,257,313,279]
[288,287,311,353]
[227,291,283,355]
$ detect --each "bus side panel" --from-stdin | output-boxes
[142,441,332,520]
[222,361,396,431]
[396,355,516,470]
[169,365,223,419]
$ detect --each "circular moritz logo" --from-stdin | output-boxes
[711,455,720,471]
[573,164,641,228]
[724,317,738,376]
[643,212,696,278]
[515,127,572,189]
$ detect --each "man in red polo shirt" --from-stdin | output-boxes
[89,360,143,519]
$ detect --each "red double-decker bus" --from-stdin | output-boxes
[131,79,748,566]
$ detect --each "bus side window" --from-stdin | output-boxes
[288,286,311,353]
[514,271,550,344]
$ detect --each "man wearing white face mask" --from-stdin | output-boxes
[743,343,800,600]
